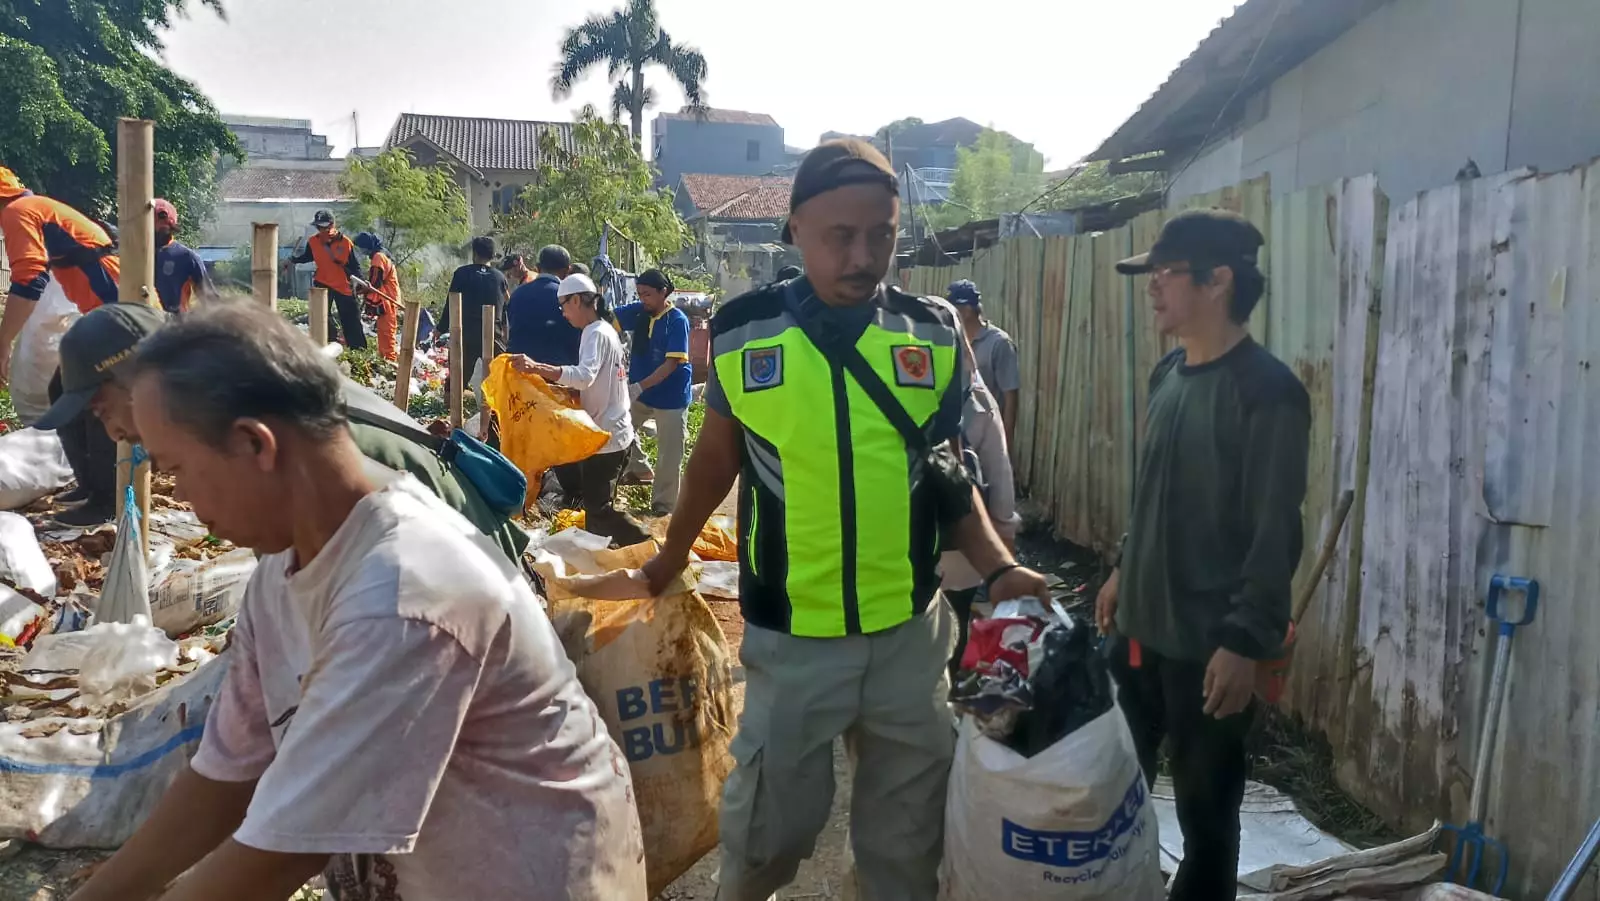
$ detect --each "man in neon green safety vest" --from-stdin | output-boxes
[642,139,1048,901]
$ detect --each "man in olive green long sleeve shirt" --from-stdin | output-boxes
[1097,209,1310,901]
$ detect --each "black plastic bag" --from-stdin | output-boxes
[1004,616,1114,757]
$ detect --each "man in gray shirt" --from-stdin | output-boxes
[946,279,1020,454]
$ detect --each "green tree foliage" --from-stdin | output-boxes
[918,129,1042,230]
[552,0,708,152]
[1043,161,1163,210]
[339,149,472,269]
[0,0,239,228]
[501,107,690,270]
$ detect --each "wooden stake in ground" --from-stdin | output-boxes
[308,287,329,347]
[447,292,464,430]
[479,306,496,438]
[252,223,279,311]
[394,300,422,413]
[116,118,154,557]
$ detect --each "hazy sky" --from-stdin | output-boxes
[160,0,1240,166]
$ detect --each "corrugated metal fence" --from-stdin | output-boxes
[901,163,1600,897]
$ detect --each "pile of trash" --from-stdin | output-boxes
[949,596,1113,757]
[0,429,249,849]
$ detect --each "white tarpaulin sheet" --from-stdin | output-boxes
[1155,778,1356,884]
[1155,779,1458,899]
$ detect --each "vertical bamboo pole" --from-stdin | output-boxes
[252,223,279,310]
[447,292,464,430]
[308,286,329,346]
[479,306,497,438]
[116,119,154,556]
[394,300,422,413]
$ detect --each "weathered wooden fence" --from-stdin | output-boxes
[901,162,1600,897]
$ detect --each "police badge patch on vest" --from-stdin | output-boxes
[891,345,934,388]
[744,346,783,391]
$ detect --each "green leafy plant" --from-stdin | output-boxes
[340,148,472,270]
[500,107,690,268]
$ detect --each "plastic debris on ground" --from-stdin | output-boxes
[0,467,242,853]
[949,597,1113,757]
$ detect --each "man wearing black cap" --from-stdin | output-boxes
[1098,209,1310,900]
[284,210,366,349]
[614,268,692,515]
[32,305,159,526]
[640,139,1046,900]
[38,300,532,567]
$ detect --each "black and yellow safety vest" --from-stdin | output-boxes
[711,282,962,638]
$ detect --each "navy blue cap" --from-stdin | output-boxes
[946,279,982,306]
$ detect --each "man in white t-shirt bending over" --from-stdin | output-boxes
[69,301,646,901]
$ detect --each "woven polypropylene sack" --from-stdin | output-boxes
[940,710,1164,900]
[546,542,737,896]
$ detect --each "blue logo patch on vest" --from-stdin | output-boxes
[744,346,783,391]
[892,345,935,388]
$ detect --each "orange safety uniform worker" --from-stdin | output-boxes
[353,232,400,361]
[285,209,366,349]
[0,165,126,527]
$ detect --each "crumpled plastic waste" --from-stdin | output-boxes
[949,605,1113,757]
[18,617,179,707]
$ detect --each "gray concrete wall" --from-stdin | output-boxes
[1168,0,1600,203]
[655,120,785,186]
[228,123,333,161]
[200,200,352,254]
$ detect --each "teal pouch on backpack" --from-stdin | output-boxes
[440,429,528,518]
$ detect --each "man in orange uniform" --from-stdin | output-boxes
[0,165,125,526]
[352,232,400,361]
[285,210,366,349]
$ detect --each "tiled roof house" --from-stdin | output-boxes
[384,114,577,230]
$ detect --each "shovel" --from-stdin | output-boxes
[1547,814,1600,900]
[1440,574,1539,895]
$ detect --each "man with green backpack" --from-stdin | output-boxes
[36,299,530,566]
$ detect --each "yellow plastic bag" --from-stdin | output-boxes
[480,356,610,499]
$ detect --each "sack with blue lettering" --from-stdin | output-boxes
[543,540,739,898]
[940,709,1164,900]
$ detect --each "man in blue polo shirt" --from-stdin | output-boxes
[505,244,581,364]
[614,268,692,515]
[152,198,214,313]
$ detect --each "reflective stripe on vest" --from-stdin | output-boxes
[714,302,957,637]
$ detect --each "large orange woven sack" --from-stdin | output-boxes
[542,543,738,896]
[480,355,609,501]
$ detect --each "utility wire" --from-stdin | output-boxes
[1165,0,1288,196]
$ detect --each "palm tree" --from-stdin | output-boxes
[551,0,709,155]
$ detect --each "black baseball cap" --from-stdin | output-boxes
[497,253,525,272]
[781,139,900,244]
[636,268,674,293]
[311,209,335,227]
[1116,209,1264,275]
[537,244,572,273]
[34,303,168,431]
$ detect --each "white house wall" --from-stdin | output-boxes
[1169,0,1596,204]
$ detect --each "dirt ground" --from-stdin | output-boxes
[0,494,1386,901]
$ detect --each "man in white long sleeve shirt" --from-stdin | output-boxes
[511,273,651,546]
